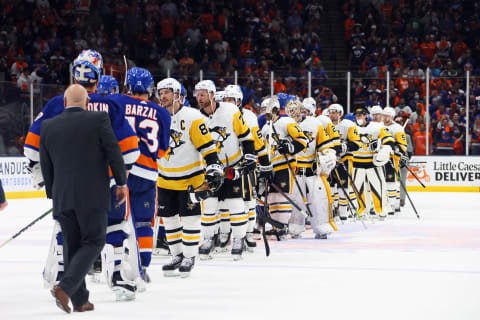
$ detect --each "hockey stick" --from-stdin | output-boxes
[337,158,367,209]
[269,182,309,218]
[333,168,367,229]
[390,160,420,219]
[402,163,426,188]
[0,208,53,248]
[270,124,313,217]
[123,55,128,88]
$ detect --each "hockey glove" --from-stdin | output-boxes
[242,153,257,173]
[205,163,224,192]
[373,145,392,167]
[399,154,409,168]
[277,139,294,155]
[28,161,45,190]
[340,142,348,155]
[258,164,274,184]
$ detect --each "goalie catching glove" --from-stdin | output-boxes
[28,161,45,190]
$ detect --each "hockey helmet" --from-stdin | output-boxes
[194,80,216,95]
[224,84,243,105]
[383,106,396,118]
[157,77,181,94]
[126,67,154,94]
[73,49,103,84]
[97,75,119,95]
[277,92,289,109]
[302,97,316,115]
[213,90,226,102]
[370,105,383,115]
[329,103,344,116]
[262,96,280,115]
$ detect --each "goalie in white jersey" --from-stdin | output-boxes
[288,98,339,239]
[382,107,408,215]
[328,103,362,220]
[222,85,273,251]
[195,80,257,260]
[261,97,308,240]
[352,106,395,218]
[156,78,223,277]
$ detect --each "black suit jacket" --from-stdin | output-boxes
[40,107,126,214]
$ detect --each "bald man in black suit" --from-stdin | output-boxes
[40,84,127,313]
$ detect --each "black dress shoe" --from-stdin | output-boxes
[51,285,71,313]
[74,301,94,312]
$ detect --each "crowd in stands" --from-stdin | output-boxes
[1,0,480,155]
[343,0,480,155]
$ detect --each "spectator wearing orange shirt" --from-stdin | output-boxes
[420,34,437,62]
[273,76,287,94]
[413,123,433,155]
[452,37,467,61]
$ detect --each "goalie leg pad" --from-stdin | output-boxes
[353,168,368,215]
[307,176,330,234]
[43,220,64,288]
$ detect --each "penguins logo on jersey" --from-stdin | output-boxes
[209,126,230,149]
[303,130,314,143]
[166,129,185,160]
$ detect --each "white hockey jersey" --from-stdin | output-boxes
[354,121,394,168]
[296,116,333,169]
[157,106,218,190]
[262,116,307,172]
[242,108,267,159]
[384,121,408,169]
[202,102,252,167]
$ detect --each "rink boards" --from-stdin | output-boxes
[1,155,479,199]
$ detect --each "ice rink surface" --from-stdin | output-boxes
[1,192,479,320]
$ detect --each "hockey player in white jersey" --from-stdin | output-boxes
[261,97,308,240]
[222,85,273,251]
[156,78,223,277]
[352,106,395,219]
[196,80,257,260]
[382,107,408,215]
[289,98,338,239]
[328,103,362,220]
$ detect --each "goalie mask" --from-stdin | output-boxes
[286,99,302,121]
[73,49,103,84]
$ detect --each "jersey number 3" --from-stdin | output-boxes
[126,116,159,153]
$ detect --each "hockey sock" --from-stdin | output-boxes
[163,215,183,256]
[182,215,201,258]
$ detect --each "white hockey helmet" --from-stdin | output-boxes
[194,80,216,95]
[329,103,344,116]
[224,84,243,105]
[302,97,316,115]
[262,96,280,114]
[370,105,383,115]
[156,77,181,96]
[383,106,396,118]
[213,90,226,102]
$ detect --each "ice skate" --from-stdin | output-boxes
[199,238,215,260]
[112,272,136,301]
[245,232,257,252]
[231,237,245,260]
[162,254,183,277]
[179,257,195,278]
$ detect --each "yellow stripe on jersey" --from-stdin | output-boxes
[286,122,307,147]
[251,125,266,153]
[190,118,217,152]
[379,127,395,145]
[157,173,205,191]
[316,125,332,152]
[395,131,408,153]
[233,110,252,142]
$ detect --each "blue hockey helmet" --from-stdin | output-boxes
[277,92,289,109]
[126,67,154,94]
[73,49,103,84]
[97,75,119,95]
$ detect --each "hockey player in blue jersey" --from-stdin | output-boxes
[105,68,171,285]
[97,75,119,95]
[24,49,140,301]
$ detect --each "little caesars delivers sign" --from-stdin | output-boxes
[408,156,480,192]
